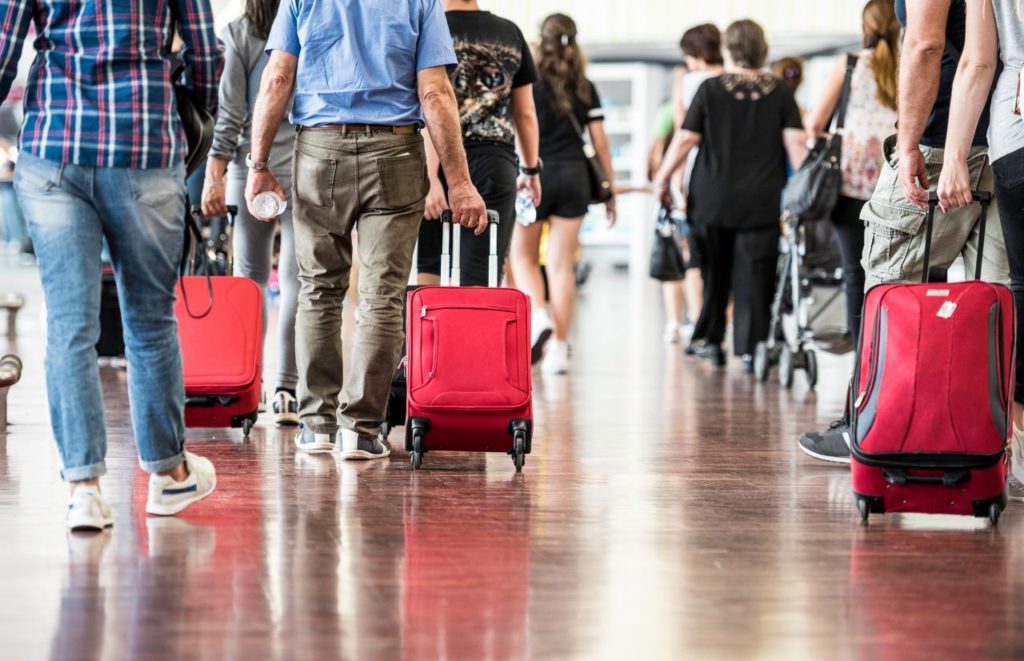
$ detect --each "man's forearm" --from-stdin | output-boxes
[250,67,294,162]
[897,40,944,154]
[421,81,472,187]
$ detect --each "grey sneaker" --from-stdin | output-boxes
[797,418,851,464]
[338,429,391,461]
[294,424,337,455]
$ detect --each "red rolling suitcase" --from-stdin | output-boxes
[174,207,263,437]
[405,211,533,471]
[850,191,1014,524]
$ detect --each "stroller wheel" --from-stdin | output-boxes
[804,350,818,390]
[754,342,771,382]
[778,346,795,389]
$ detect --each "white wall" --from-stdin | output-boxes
[212,1,865,42]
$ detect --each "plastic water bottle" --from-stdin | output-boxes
[515,189,536,226]
[251,191,287,220]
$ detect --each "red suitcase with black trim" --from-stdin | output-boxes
[405,211,533,471]
[850,192,1014,523]
[174,207,263,437]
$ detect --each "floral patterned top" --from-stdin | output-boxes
[841,50,898,200]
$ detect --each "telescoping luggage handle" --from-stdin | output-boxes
[440,209,501,287]
[924,191,992,283]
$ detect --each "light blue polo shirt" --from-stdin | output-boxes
[266,0,457,127]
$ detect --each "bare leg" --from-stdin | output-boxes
[509,222,546,311]
[544,216,584,341]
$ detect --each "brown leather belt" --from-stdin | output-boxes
[305,124,419,135]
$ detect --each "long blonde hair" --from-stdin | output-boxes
[863,0,899,111]
[535,14,592,116]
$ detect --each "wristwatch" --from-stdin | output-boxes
[245,153,269,172]
[519,159,543,177]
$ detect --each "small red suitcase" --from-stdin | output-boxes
[850,192,1014,524]
[405,211,533,471]
[174,207,263,437]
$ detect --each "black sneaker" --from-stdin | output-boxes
[684,339,705,356]
[696,342,726,367]
[798,418,851,464]
[339,429,391,461]
[294,424,337,455]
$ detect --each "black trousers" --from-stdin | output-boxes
[830,195,868,343]
[993,147,1024,402]
[417,148,517,286]
[692,224,779,356]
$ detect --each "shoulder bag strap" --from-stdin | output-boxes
[565,111,593,151]
[834,53,859,133]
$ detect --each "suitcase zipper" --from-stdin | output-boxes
[420,304,516,316]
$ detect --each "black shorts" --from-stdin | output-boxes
[535,158,591,220]
[417,145,517,286]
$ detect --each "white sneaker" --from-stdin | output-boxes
[294,424,336,454]
[273,390,300,427]
[338,428,391,460]
[663,322,682,344]
[1012,422,1024,486]
[531,309,553,365]
[146,451,217,516]
[541,339,570,375]
[66,487,114,532]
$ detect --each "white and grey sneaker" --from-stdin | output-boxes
[541,339,570,375]
[66,486,114,532]
[531,308,553,365]
[338,429,391,461]
[1012,421,1024,486]
[273,390,300,427]
[146,451,217,516]
[294,424,336,454]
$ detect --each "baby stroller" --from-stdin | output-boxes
[753,210,849,389]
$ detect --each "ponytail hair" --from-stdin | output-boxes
[535,13,592,116]
[862,0,899,111]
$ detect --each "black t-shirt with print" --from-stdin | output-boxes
[683,74,803,229]
[446,10,537,152]
[534,80,604,161]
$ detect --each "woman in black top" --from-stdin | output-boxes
[509,13,616,375]
[654,19,806,369]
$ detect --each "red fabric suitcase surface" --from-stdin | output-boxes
[850,193,1014,522]
[405,212,533,471]
[175,274,263,435]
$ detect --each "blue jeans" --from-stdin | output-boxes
[1,181,27,249]
[14,153,187,480]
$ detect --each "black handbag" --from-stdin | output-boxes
[567,112,614,204]
[649,206,687,281]
[782,54,858,221]
[172,63,215,177]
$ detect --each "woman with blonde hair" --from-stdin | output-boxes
[803,0,899,346]
[509,13,615,374]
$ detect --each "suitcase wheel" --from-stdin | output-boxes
[989,503,1001,526]
[242,418,253,438]
[408,418,429,470]
[778,346,795,389]
[803,349,818,390]
[856,496,870,524]
[510,425,528,473]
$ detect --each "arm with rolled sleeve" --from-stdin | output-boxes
[0,0,34,106]
[170,0,223,114]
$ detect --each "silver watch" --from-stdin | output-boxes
[245,153,269,172]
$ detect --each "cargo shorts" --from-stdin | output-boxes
[860,135,1009,287]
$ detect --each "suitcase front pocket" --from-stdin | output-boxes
[411,304,530,410]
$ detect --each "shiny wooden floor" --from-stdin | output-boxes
[3,256,1024,660]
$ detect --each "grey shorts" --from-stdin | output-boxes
[860,135,1009,287]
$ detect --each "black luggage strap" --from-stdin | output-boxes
[924,191,992,282]
[179,204,238,319]
[882,467,971,488]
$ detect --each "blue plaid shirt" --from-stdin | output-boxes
[0,0,222,169]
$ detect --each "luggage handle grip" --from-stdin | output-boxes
[924,191,991,283]
[883,467,971,488]
[440,209,500,287]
